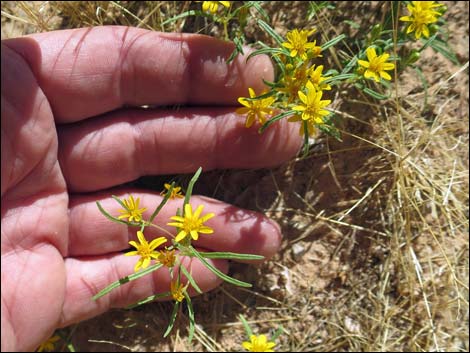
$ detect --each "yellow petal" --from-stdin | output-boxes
[128,240,139,248]
[124,251,138,256]
[169,215,185,222]
[184,203,193,218]
[134,258,143,272]
[422,25,430,38]
[366,47,377,61]
[242,342,252,350]
[194,204,204,219]
[201,212,215,222]
[168,222,183,228]
[236,107,250,115]
[175,230,187,242]
[141,257,150,269]
[380,71,392,80]
[137,231,146,244]
[149,236,167,250]
[357,60,370,68]
[129,195,136,209]
[298,90,308,104]
[198,227,214,234]
[245,115,255,128]
[190,230,199,240]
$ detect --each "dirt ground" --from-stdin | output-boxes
[1,1,468,352]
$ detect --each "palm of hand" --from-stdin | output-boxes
[1,27,300,351]
[2,43,68,351]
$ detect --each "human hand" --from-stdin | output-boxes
[1,26,301,351]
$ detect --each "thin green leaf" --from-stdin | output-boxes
[250,1,269,21]
[198,251,264,261]
[241,89,277,101]
[362,87,390,100]
[179,263,203,294]
[189,246,253,287]
[262,78,278,88]
[342,56,358,74]
[271,325,285,340]
[418,32,439,53]
[414,67,429,109]
[96,201,131,226]
[163,302,180,338]
[126,291,171,309]
[161,10,205,26]
[239,314,253,337]
[149,182,174,224]
[183,167,202,209]
[111,195,127,209]
[257,19,284,45]
[254,40,286,75]
[321,34,346,51]
[246,47,287,62]
[429,38,460,65]
[259,110,296,133]
[92,263,163,300]
[227,35,245,64]
[323,73,357,84]
[185,292,195,343]
[343,20,360,29]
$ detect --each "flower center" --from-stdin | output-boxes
[138,244,152,257]
[368,58,382,73]
[184,217,201,232]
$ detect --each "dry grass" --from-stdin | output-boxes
[2,1,468,352]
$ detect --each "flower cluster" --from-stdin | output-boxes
[358,47,395,83]
[197,1,230,14]
[400,1,444,39]
[236,27,335,140]
[118,195,214,271]
[242,334,276,352]
[94,170,264,342]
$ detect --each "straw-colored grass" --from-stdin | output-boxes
[2,1,468,351]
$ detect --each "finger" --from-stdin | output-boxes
[58,107,301,192]
[60,251,227,327]
[67,191,282,261]
[3,26,274,123]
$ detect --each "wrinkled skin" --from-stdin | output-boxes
[1,26,301,351]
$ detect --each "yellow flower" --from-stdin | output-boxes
[399,1,443,39]
[282,28,317,61]
[278,64,309,104]
[242,334,276,352]
[307,64,331,91]
[168,204,215,242]
[161,183,184,199]
[37,335,60,352]
[198,1,230,14]
[158,248,176,268]
[292,80,331,123]
[307,40,323,59]
[125,231,167,272]
[288,114,322,137]
[236,88,276,128]
[170,280,186,302]
[117,195,147,223]
[357,47,395,82]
